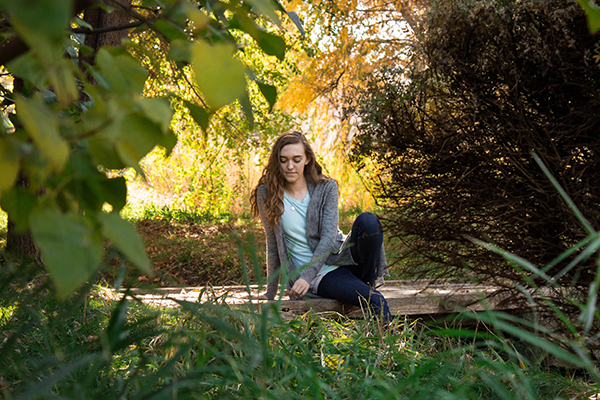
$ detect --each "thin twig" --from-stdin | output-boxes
[72,20,146,34]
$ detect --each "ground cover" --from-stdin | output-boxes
[0,266,597,399]
[1,207,599,399]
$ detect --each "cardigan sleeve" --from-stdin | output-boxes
[300,180,340,284]
[256,185,280,300]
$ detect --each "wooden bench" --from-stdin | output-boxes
[111,280,518,319]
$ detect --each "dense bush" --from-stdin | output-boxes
[350,0,600,305]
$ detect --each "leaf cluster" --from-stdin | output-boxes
[0,0,296,298]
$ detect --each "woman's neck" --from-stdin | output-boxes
[284,178,308,200]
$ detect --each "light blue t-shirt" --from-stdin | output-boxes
[281,192,338,292]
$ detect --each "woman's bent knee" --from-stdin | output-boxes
[355,212,382,235]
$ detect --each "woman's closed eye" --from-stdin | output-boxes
[280,157,303,163]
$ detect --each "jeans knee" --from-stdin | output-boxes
[368,292,388,316]
[355,212,382,236]
[370,292,385,306]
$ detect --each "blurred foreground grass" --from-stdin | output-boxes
[0,262,596,399]
[2,178,600,399]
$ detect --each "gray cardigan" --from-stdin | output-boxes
[256,179,388,299]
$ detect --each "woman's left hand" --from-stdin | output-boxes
[289,278,310,297]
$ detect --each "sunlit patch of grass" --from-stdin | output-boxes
[121,201,241,225]
[0,208,6,250]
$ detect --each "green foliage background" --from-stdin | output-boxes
[1,0,600,398]
[0,0,298,298]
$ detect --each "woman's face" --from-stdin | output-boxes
[279,142,309,185]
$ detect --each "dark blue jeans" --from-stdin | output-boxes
[317,212,391,321]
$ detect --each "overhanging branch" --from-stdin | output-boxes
[72,20,146,34]
[0,0,97,67]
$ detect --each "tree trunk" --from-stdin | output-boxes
[5,176,41,261]
[80,0,133,68]
[5,78,41,260]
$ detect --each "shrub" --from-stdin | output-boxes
[350,0,600,310]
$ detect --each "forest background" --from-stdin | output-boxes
[2,0,600,398]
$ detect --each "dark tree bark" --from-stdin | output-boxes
[80,0,133,68]
[5,78,41,261]
[6,178,41,261]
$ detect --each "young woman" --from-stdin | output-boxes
[250,131,391,320]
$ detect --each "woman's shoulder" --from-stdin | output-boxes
[314,177,338,191]
[310,178,338,199]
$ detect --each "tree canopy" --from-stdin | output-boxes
[0,0,299,298]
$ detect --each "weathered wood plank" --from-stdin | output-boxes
[109,280,517,319]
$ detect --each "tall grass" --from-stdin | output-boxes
[2,150,599,399]
[0,278,594,398]
[1,228,598,399]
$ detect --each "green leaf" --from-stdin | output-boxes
[30,207,104,299]
[169,39,191,62]
[98,212,153,275]
[114,114,164,169]
[1,0,78,104]
[154,19,188,41]
[183,2,209,30]
[254,30,286,61]
[577,0,600,33]
[99,177,127,212]
[157,130,178,157]
[191,40,247,110]
[74,16,93,30]
[285,11,305,38]
[15,94,69,172]
[67,179,104,212]
[95,47,148,97]
[239,90,254,127]
[184,100,210,132]
[7,52,47,89]
[45,58,79,105]
[0,138,20,197]
[0,186,37,232]
[0,0,71,61]
[230,13,285,60]
[83,62,112,90]
[88,136,127,170]
[257,82,277,112]
[68,150,98,178]
[138,97,174,133]
[245,0,281,25]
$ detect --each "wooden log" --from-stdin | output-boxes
[111,280,519,319]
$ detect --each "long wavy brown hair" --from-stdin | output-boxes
[250,131,329,227]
